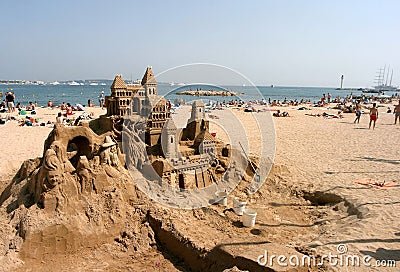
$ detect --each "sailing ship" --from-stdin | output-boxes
[371,66,398,92]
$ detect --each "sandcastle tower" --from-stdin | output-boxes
[183,100,209,141]
[161,118,179,159]
[142,66,157,96]
[188,100,205,123]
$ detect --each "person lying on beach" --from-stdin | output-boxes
[394,101,400,125]
[273,110,289,117]
[322,112,342,119]
[369,103,378,129]
[18,116,39,126]
[305,113,321,117]
[244,107,256,112]
[305,112,342,118]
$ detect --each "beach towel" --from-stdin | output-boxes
[355,178,398,190]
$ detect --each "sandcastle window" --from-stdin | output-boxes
[178,173,184,189]
[171,136,174,143]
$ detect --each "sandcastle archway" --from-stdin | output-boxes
[67,136,92,167]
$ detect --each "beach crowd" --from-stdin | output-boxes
[1,90,400,129]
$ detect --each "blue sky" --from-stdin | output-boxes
[1,0,399,87]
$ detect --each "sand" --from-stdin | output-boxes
[0,101,399,271]
[0,106,107,187]
[229,103,399,271]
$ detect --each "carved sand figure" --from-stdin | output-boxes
[100,136,115,165]
[110,145,120,167]
[49,140,75,172]
[76,156,92,193]
[100,135,122,178]
[30,148,63,206]
[41,149,62,192]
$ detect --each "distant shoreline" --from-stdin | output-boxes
[176,90,242,96]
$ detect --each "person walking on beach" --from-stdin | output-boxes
[394,100,400,125]
[369,103,378,129]
[5,92,15,113]
[354,100,362,123]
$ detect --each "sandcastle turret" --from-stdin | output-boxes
[161,118,179,159]
[181,100,209,141]
[188,100,205,124]
[141,66,157,96]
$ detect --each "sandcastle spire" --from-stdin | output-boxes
[141,66,156,85]
[111,74,127,90]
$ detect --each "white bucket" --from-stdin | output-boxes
[233,198,247,215]
[215,191,228,206]
[242,208,257,228]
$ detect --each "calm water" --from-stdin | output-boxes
[0,82,391,107]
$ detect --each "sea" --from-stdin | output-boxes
[1,82,397,107]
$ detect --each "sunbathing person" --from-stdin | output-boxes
[26,101,35,111]
[273,110,289,117]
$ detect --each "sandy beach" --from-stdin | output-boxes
[0,101,399,271]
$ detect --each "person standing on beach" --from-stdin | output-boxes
[394,100,400,125]
[5,92,15,113]
[354,100,362,123]
[327,93,332,103]
[98,91,105,109]
[369,103,378,129]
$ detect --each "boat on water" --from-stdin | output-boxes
[362,89,381,94]
[89,83,98,86]
[370,66,399,92]
[68,81,80,86]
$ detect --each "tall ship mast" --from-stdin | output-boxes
[372,66,398,92]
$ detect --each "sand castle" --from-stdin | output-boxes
[105,67,232,191]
